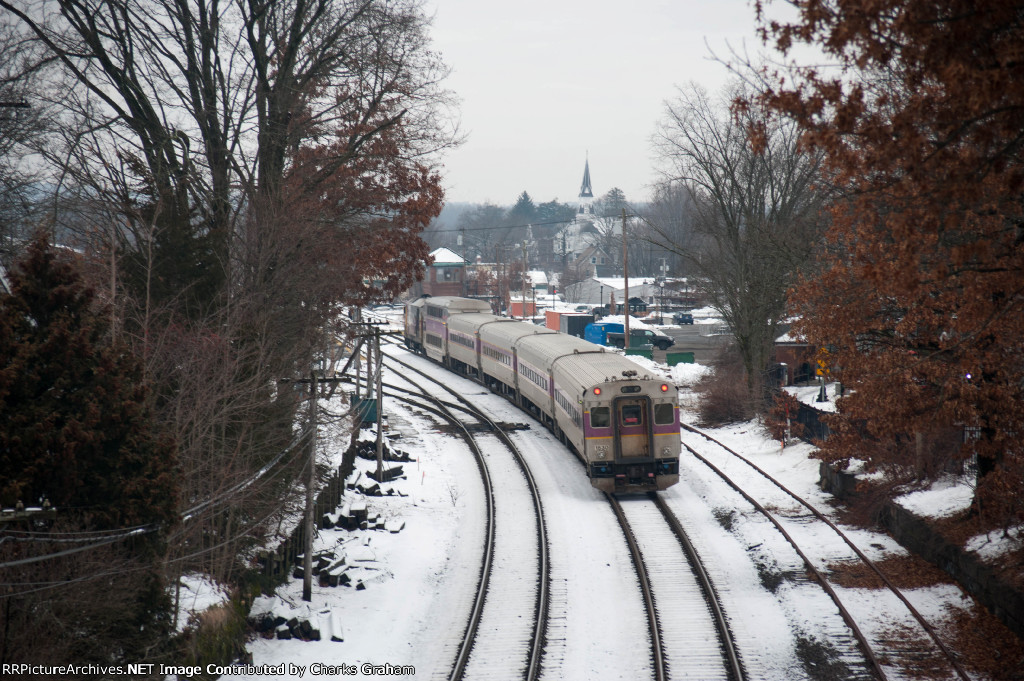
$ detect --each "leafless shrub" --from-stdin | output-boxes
[695,345,757,425]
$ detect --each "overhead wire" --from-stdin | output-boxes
[0,424,313,569]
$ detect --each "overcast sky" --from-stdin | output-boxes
[425,0,771,206]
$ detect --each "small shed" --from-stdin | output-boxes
[775,328,814,385]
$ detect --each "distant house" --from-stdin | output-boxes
[563,276,658,309]
[775,328,815,385]
[571,245,613,278]
[410,247,466,298]
[525,270,549,296]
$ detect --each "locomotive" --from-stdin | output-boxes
[403,296,680,492]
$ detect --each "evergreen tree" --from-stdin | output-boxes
[507,190,538,225]
[536,199,577,225]
[0,233,179,667]
[0,233,177,530]
[597,187,628,217]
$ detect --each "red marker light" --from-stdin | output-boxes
[593,387,602,396]
[660,384,669,392]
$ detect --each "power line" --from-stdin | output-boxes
[0,426,311,569]
[434,212,634,236]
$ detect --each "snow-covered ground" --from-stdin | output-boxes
[186,335,1013,681]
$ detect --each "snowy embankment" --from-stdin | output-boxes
[234,401,486,679]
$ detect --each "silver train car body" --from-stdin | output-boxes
[403,296,680,492]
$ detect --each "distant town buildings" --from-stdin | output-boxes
[407,157,702,312]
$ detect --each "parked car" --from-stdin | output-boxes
[673,312,694,325]
[584,322,675,351]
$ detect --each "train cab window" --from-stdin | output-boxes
[620,404,643,426]
[591,407,610,428]
[654,403,675,425]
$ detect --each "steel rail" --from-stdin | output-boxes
[380,369,496,681]
[650,492,745,681]
[682,424,971,681]
[606,493,666,681]
[682,442,888,680]
[384,351,550,681]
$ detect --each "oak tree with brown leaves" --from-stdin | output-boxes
[757,0,1024,523]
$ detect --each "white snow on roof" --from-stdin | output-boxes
[594,277,656,289]
[429,247,465,264]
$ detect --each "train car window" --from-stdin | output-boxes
[620,404,643,426]
[591,407,610,428]
[654,403,674,425]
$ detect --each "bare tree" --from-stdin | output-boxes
[652,82,826,399]
[0,0,458,604]
[456,203,508,263]
[639,181,700,277]
[0,15,51,245]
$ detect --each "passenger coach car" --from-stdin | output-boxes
[403,296,680,492]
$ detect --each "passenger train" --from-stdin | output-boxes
[403,296,680,492]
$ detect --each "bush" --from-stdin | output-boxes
[178,597,250,679]
[764,391,805,445]
[695,346,757,425]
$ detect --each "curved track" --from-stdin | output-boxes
[682,424,971,681]
[382,352,550,681]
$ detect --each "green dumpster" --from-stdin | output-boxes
[666,351,695,366]
[625,347,654,361]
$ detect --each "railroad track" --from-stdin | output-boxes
[381,352,549,681]
[608,492,746,681]
[680,424,971,681]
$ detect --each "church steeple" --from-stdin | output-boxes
[579,157,593,198]
[578,155,594,215]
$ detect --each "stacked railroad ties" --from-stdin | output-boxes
[249,439,412,643]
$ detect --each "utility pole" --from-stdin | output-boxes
[622,209,630,349]
[660,258,668,323]
[522,242,529,321]
[303,370,318,602]
[374,327,384,481]
[285,316,392,603]
[353,308,363,398]
[495,245,502,315]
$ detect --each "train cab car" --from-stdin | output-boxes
[552,353,681,492]
[403,296,680,493]
[418,296,491,363]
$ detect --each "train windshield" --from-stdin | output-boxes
[591,407,610,428]
[654,403,674,425]
[620,404,644,426]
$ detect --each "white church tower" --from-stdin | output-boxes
[578,155,594,215]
